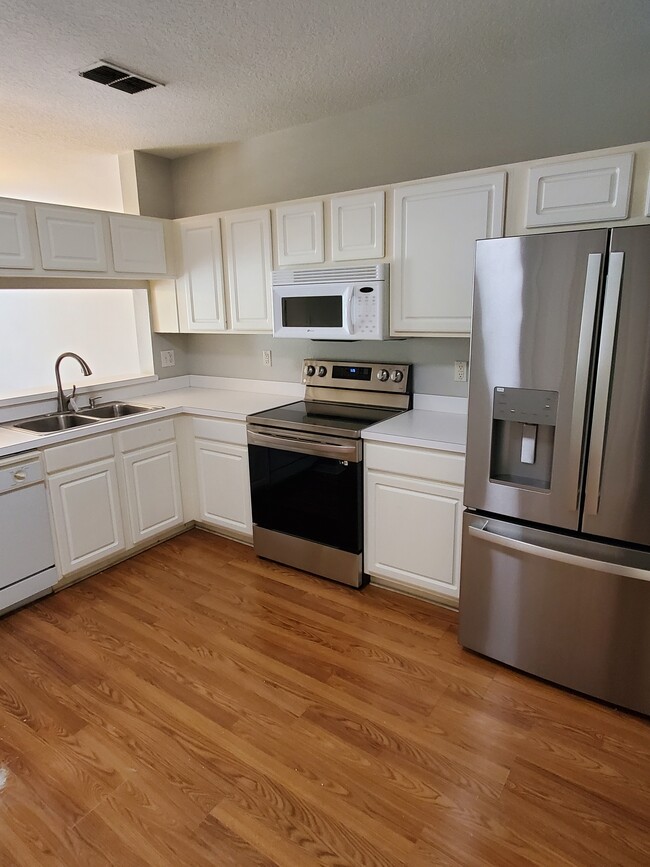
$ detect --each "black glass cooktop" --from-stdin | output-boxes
[247,400,401,438]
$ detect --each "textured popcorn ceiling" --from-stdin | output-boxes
[0,0,649,158]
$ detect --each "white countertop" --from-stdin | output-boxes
[363,408,467,453]
[0,377,468,458]
[0,384,299,459]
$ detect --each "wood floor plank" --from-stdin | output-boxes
[0,527,647,866]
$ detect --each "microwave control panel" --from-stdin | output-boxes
[352,285,381,337]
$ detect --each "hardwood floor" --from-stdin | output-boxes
[0,529,648,866]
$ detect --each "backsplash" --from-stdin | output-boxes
[186,334,470,396]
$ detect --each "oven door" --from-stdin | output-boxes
[247,426,363,556]
[272,284,354,339]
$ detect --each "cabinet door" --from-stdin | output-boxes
[0,201,34,268]
[176,215,227,331]
[330,191,384,261]
[35,205,107,271]
[48,458,126,575]
[274,201,324,266]
[194,439,252,538]
[109,214,167,274]
[366,470,463,599]
[122,442,184,544]
[392,171,506,335]
[223,209,273,332]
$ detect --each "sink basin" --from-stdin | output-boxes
[82,402,161,419]
[13,412,99,433]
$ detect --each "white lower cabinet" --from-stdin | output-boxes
[44,420,185,580]
[365,442,464,603]
[117,420,184,546]
[48,455,126,576]
[192,417,252,540]
[122,442,183,544]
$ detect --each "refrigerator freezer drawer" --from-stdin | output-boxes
[459,513,650,715]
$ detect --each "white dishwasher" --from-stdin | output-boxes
[0,451,58,614]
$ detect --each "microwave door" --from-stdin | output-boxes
[273,285,351,338]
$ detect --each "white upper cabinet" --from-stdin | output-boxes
[330,190,385,261]
[274,201,324,267]
[526,152,634,227]
[176,215,227,331]
[35,205,108,272]
[391,170,506,336]
[223,208,273,332]
[109,214,167,274]
[0,201,34,269]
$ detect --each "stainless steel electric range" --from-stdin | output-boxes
[246,359,412,588]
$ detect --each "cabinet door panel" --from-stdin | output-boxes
[331,191,384,261]
[195,440,252,537]
[392,171,505,335]
[275,201,324,266]
[109,214,167,274]
[177,216,226,331]
[49,459,125,575]
[123,443,183,544]
[0,202,34,268]
[223,209,273,332]
[35,205,107,271]
[366,470,462,598]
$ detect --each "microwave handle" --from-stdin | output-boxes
[343,287,354,334]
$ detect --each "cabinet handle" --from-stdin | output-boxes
[13,471,27,482]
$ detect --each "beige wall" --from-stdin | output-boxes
[171,56,650,217]
[187,334,469,397]
[120,151,175,218]
[0,140,123,211]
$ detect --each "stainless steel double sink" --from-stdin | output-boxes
[9,402,163,434]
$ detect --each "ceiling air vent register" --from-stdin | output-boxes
[78,62,162,94]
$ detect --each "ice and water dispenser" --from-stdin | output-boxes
[490,388,558,490]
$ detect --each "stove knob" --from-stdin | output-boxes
[304,364,316,377]
[376,369,389,382]
[317,365,327,377]
[390,370,404,383]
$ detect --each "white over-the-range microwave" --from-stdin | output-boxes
[271,264,389,340]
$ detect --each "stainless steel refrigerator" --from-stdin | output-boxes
[459,225,650,716]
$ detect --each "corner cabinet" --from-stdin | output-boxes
[117,420,184,545]
[191,417,252,541]
[365,441,465,605]
[391,170,506,336]
[223,208,273,332]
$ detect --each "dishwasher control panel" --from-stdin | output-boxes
[0,452,44,493]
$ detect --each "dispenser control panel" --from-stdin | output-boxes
[492,388,559,426]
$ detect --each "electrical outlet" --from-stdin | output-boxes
[262,349,272,367]
[160,350,175,368]
[454,360,468,382]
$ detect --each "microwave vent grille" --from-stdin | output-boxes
[272,264,387,286]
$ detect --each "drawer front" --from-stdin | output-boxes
[192,416,246,446]
[117,419,175,453]
[364,442,465,486]
[44,434,114,474]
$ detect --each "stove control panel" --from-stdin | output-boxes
[302,359,411,393]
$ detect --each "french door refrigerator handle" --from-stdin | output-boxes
[567,253,602,509]
[467,520,650,583]
[584,251,625,516]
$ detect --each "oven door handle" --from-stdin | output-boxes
[247,429,362,462]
